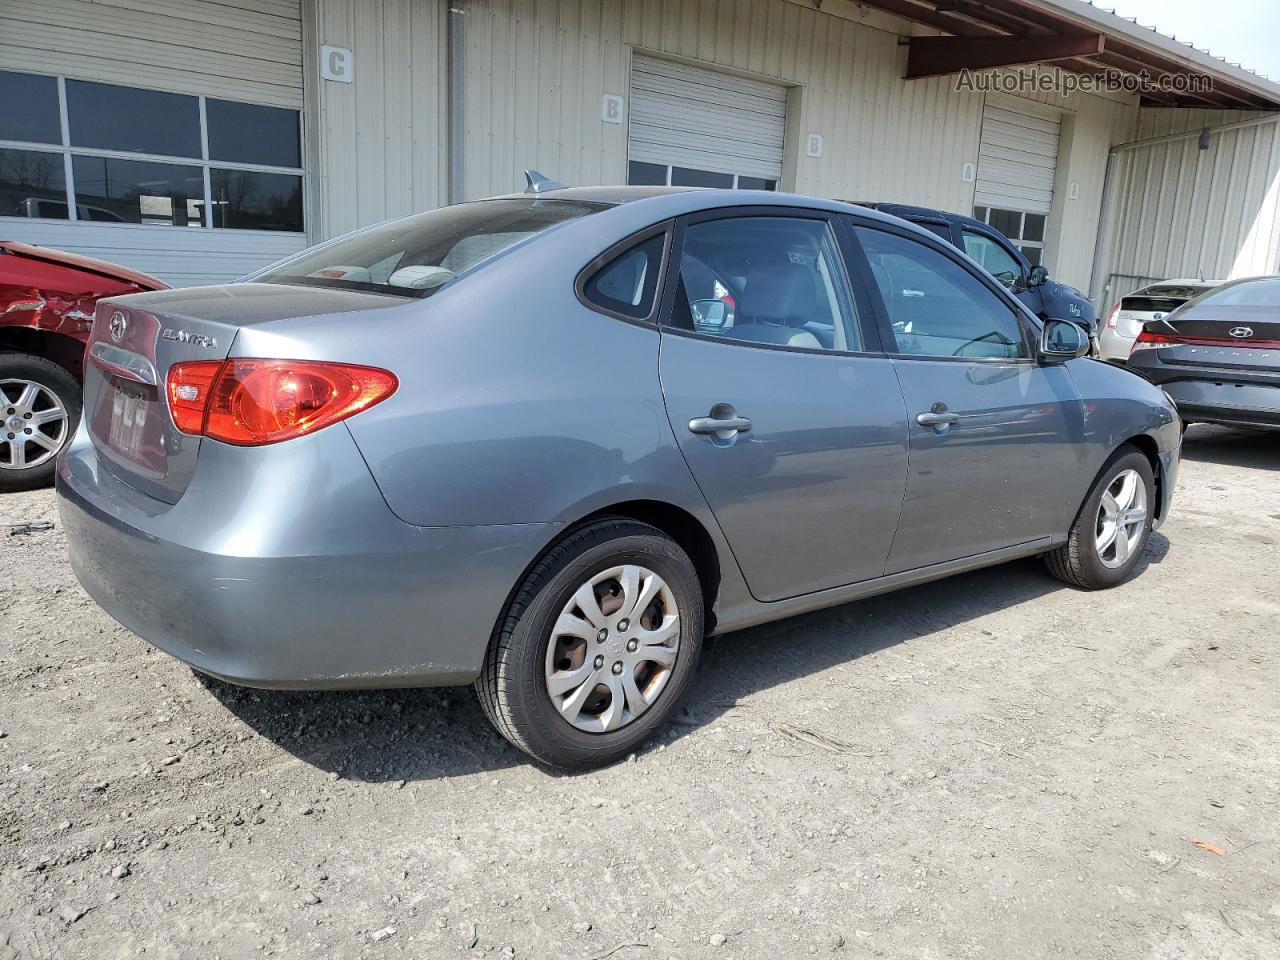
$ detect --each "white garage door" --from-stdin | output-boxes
[975,98,1061,215]
[627,55,786,190]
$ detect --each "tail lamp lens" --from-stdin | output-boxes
[166,359,397,446]
[1130,331,1178,355]
[1105,303,1121,330]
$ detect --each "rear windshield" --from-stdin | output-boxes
[1195,277,1280,308]
[256,198,606,298]
[1138,284,1214,300]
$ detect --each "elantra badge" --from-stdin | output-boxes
[109,311,128,342]
[1228,326,1254,339]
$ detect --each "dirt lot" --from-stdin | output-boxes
[1,424,1277,960]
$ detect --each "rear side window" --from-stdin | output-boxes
[581,233,666,319]
[257,198,605,298]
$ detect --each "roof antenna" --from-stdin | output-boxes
[524,169,567,194]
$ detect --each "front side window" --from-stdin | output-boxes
[962,230,1023,288]
[258,198,604,297]
[582,233,665,319]
[670,217,860,352]
[856,227,1029,360]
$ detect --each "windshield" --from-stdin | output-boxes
[1195,278,1280,308]
[256,198,606,297]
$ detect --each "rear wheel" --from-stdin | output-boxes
[1044,446,1154,589]
[0,353,81,492]
[476,519,704,768]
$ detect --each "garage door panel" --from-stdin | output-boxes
[628,54,786,183]
[976,99,1061,216]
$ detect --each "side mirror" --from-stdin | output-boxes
[690,299,728,328]
[1038,318,1089,364]
[1028,265,1050,288]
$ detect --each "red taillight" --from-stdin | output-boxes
[167,360,222,434]
[166,359,397,446]
[1130,330,1180,355]
[1105,302,1121,330]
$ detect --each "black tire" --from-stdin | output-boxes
[1044,445,1155,590]
[475,518,705,768]
[0,352,82,492]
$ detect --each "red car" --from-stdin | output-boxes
[1,241,166,491]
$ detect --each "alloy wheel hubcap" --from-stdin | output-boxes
[544,564,680,733]
[0,379,69,471]
[1095,468,1148,569]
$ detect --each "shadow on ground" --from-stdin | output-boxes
[204,537,1169,784]
[1181,424,1279,470]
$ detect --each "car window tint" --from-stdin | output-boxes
[257,198,604,298]
[961,230,1023,288]
[583,234,665,319]
[670,217,860,352]
[855,227,1028,360]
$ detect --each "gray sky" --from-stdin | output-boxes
[1104,0,1280,81]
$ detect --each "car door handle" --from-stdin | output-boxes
[916,411,960,426]
[689,415,752,435]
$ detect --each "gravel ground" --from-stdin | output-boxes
[1,424,1277,960]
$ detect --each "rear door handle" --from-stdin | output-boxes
[689,415,752,435]
[916,411,960,426]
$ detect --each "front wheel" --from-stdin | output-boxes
[1044,446,1155,589]
[475,519,704,768]
[0,353,81,492]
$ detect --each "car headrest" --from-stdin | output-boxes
[744,261,818,325]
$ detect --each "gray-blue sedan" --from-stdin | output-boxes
[55,185,1181,767]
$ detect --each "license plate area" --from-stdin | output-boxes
[90,375,169,478]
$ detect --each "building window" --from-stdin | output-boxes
[972,206,1046,266]
[628,160,776,192]
[0,70,303,232]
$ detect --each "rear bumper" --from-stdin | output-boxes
[55,424,557,688]
[1128,357,1280,431]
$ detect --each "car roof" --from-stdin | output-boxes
[855,202,990,233]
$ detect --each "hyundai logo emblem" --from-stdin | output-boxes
[109,311,128,342]
[1228,326,1254,339]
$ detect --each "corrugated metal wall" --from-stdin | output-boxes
[1094,110,1280,307]
[0,0,304,108]
[309,0,1140,289]
[308,0,449,238]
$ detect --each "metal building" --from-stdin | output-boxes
[2,0,1278,305]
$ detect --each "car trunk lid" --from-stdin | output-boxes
[1141,310,1280,373]
[82,283,405,502]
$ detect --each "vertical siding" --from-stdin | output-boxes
[308,0,1151,291]
[311,0,448,238]
[1095,110,1280,306]
[0,0,303,108]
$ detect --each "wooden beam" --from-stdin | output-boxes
[906,32,1106,79]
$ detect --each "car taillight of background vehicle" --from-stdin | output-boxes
[1106,303,1121,330]
[167,359,398,445]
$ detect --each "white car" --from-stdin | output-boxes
[1099,279,1223,362]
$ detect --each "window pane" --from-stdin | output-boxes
[961,230,1023,288]
[671,167,733,188]
[0,71,61,145]
[206,99,300,168]
[1021,245,1043,266]
[210,169,303,232]
[258,198,604,298]
[736,176,777,191]
[67,80,200,158]
[671,217,860,352]
[856,227,1028,360]
[583,234,665,319]
[628,161,667,186]
[973,206,988,222]
[1022,213,1046,242]
[71,155,203,225]
[0,148,68,219]
[987,208,1022,239]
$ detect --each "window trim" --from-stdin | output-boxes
[657,205,887,359]
[574,221,674,327]
[0,70,303,233]
[845,216,1040,364]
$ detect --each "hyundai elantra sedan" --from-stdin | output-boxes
[56,183,1181,767]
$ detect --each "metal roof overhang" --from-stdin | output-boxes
[847,0,1280,108]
